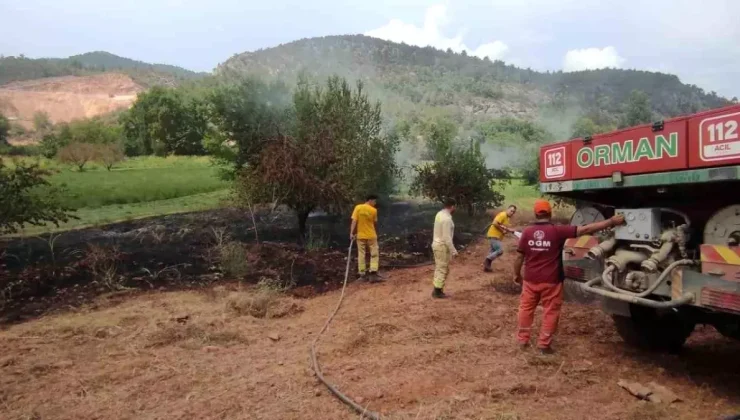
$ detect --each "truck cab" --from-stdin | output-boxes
[539,104,740,351]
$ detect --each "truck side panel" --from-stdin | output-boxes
[689,104,740,168]
[571,119,689,180]
[539,141,572,182]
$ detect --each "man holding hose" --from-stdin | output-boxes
[484,205,518,272]
[350,194,380,282]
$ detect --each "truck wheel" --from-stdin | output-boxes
[713,322,740,341]
[612,305,695,353]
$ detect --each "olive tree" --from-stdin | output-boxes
[411,118,508,215]
[0,159,69,235]
[211,76,400,239]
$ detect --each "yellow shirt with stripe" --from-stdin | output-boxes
[487,211,509,239]
[351,203,378,240]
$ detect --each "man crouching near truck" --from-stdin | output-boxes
[513,199,625,354]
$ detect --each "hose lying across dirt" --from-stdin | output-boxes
[310,235,478,418]
[310,239,383,420]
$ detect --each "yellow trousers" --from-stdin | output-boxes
[432,242,451,289]
[357,238,379,274]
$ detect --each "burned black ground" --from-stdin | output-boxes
[0,202,489,324]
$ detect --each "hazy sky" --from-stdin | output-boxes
[1,0,739,97]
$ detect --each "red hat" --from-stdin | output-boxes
[534,199,552,216]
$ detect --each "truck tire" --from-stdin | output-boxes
[713,322,740,341]
[612,305,695,353]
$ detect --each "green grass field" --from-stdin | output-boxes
[52,165,227,209]
[3,156,231,236]
[499,179,538,207]
[17,190,230,236]
[499,179,572,221]
[3,154,550,236]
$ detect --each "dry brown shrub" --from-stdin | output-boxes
[224,287,303,319]
[82,244,124,291]
[57,142,97,171]
[95,143,125,171]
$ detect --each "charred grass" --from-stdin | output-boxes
[0,204,489,324]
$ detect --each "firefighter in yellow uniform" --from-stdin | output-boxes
[484,205,517,272]
[432,198,457,298]
[350,194,380,282]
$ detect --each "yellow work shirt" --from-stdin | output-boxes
[487,211,509,239]
[351,203,378,240]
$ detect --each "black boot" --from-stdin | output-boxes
[368,271,382,283]
[432,288,447,299]
[483,259,493,272]
[539,346,555,355]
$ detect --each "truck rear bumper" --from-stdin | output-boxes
[580,276,695,309]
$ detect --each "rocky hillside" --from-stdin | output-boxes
[0,73,142,129]
[217,35,731,127]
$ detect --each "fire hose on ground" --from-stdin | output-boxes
[310,230,485,418]
[309,239,383,420]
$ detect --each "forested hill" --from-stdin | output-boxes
[217,35,731,124]
[0,51,206,87]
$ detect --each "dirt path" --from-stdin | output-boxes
[1,237,740,420]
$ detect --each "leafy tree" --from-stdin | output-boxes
[69,118,122,145]
[57,142,97,171]
[40,119,121,158]
[95,143,125,171]
[33,111,53,132]
[476,117,552,145]
[621,90,653,127]
[411,124,508,215]
[9,122,27,138]
[40,124,73,158]
[120,86,207,156]
[208,77,294,176]
[571,116,617,138]
[0,113,9,146]
[0,159,69,235]
[420,117,458,160]
[519,149,540,186]
[217,76,400,238]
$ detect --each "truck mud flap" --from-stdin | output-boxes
[579,277,695,309]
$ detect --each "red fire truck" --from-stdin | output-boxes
[539,104,740,351]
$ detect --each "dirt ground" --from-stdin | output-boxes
[2,234,740,420]
[0,73,141,130]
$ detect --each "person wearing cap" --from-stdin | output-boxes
[431,198,458,299]
[513,199,624,354]
[484,204,518,273]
